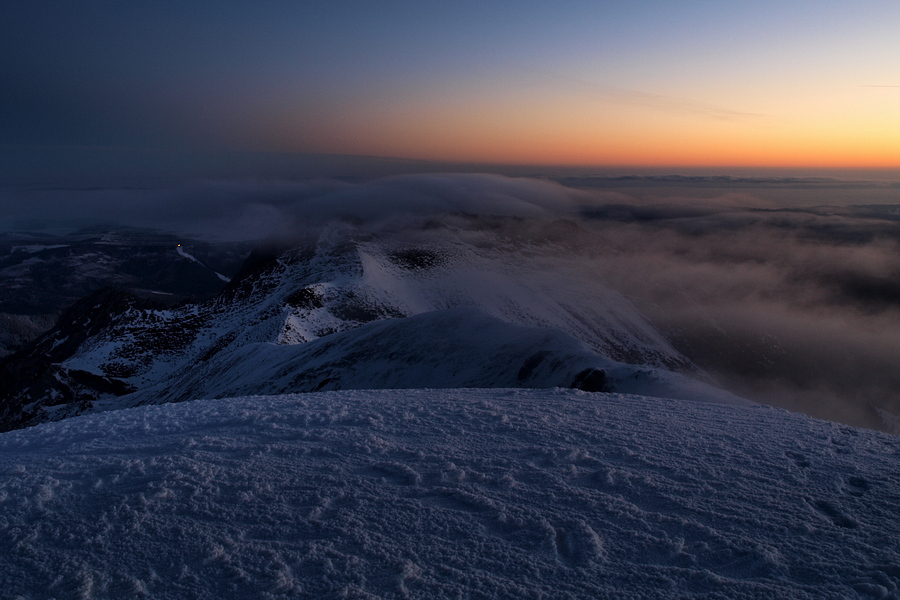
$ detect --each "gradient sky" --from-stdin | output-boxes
[2,0,899,172]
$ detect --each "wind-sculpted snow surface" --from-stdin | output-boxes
[1,389,897,599]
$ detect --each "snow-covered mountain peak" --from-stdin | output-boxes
[1,214,713,430]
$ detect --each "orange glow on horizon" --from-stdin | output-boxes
[269,125,900,170]
[264,89,900,170]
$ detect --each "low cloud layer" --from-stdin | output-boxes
[2,174,900,432]
[575,186,900,432]
[0,174,578,241]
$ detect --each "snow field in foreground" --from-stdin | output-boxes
[0,388,898,599]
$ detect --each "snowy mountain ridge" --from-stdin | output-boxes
[116,306,747,408]
[1,215,720,430]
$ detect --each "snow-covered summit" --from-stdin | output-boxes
[0,388,897,598]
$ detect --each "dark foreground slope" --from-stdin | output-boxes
[0,389,897,599]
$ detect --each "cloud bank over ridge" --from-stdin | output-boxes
[0,174,579,241]
[2,173,899,432]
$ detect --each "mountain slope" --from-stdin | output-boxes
[119,306,746,407]
[1,215,710,430]
[0,388,896,599]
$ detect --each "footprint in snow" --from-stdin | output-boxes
[550,520,607,567]
[360,462,421,486]
[806,497,859,529]
[844,476,872,497]
[785,450,810,468]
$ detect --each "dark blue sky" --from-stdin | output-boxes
[2,1,898,185]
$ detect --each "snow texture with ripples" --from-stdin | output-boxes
[1,388,898,599]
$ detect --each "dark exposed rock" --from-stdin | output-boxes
[285,287,325,310]
[388,248,444,270]
[571,368,608,393]
[517,351,550,382]
[67,369,136,396]
[331,292,405,323]
[0,288,159,431]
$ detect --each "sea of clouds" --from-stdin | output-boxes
[2,173,899,431]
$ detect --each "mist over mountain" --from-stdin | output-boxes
[1,173,899,433]
[2,205,752,432]
[573,192,900,432]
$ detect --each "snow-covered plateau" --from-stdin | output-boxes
[1,388,898,599]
